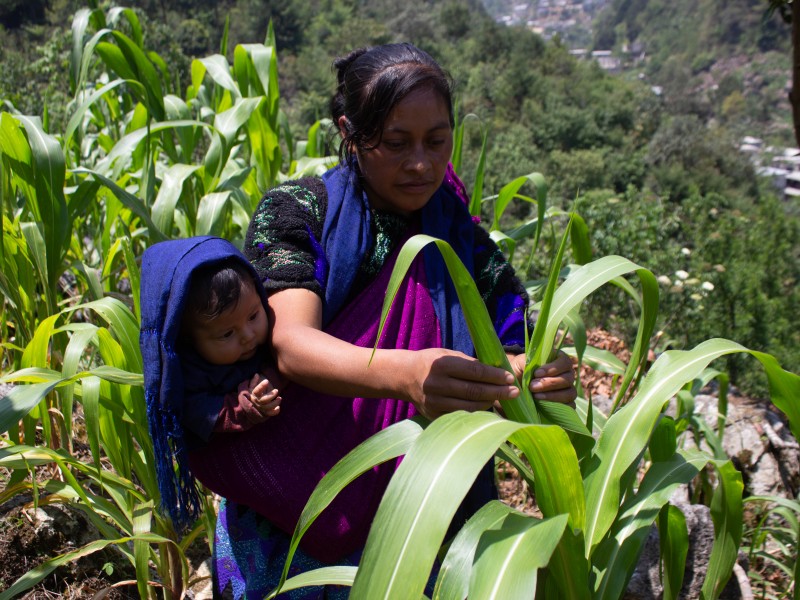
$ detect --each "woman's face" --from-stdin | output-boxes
[354,87,453,216]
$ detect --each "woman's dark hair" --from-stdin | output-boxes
[330,42,455,162]
[183,260,255,323]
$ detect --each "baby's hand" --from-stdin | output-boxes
[248,374,281,419]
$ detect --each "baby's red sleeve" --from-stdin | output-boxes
[212,381,258,433]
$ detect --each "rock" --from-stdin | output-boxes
[625,502,746,599]
[693,393,800,498]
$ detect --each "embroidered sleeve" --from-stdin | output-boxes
[244,177,328,297]
[472,224,529,350]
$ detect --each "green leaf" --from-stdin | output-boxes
[15,115,70,288]
[700,460,743,599]
[65,79,130,149]
[469,513,568,600]
[374,234,538,424]
[71,167,166,243]
[525,213,574,379]
[151,163,201,233]
[0,533,175,600]
[73,28,114,101]
[468,129,488,217]
[583,338,777,557]
[133,502,155,600]
[75,297,142,372]
[592,450,708,599]
[82,375,102,469]
[195,191,231,237]
[434,500,516,600]
[749,350,800,441]
[197,54,241,99]
[491,173,547,249]
[351,411,545,599]
[107,7,143,48]
[277,419,423,594]
[508,425,589,597]
[562,345,626,376]
[270,567,357,598]
[649,416,677,462]
[69,8,95,90]
[659,504,688,600]
[537,255,659,409]
[106,31,165,121]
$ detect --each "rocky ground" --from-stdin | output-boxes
[1,329,797,598]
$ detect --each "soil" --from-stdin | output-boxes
[0,501,138,599]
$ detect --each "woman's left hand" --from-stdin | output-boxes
[509,351,577,404]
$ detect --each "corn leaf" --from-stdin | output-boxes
[351,411,562,599]
[491,173,547,253]
[700,459,743,599]
[71,168,166,243]
[659,504,689,600]
[195,54,241,99]
[373,234,537,424]
[433,500,517,600]
[508,425,589,598]
[0,533,175,600]
[583,338,793,557]
[276,418,424,594]
[270,567,358,598]
[469,513,568,600]
[151,163,202,233]
[593,449,709,599]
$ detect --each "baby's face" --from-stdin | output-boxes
[191,283,269,365]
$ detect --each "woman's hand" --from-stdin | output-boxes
[509,351,577,404]
[404,348,520,420]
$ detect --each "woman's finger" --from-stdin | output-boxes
[531,386,577,403]
[533,351,574,379]
[436,354,517,385]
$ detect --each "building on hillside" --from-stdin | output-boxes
[746,139,800,200]
[591,50,621,72]
[757,166,789,194]
[784,170,800,199]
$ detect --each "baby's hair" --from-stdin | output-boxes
[330,42,454,162]
[184,259,256,323]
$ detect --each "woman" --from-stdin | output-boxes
[202,43,576,599]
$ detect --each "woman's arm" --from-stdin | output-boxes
[268,288,522,420]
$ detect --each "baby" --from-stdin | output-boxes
[178,255,281,438]
[140,236,281,527]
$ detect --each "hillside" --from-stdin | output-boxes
[0,0,797,394]
[592,0,793,143]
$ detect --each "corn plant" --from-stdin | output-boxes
[267,214,799,598]
[743,496,799,599]
[0,5,337,598]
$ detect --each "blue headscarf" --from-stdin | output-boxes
[321,161,475,355]
[139,236,267,529]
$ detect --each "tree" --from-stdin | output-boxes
[768,0,800,146]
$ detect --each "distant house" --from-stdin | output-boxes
[742,137,800,200]
[741,136,763,147]
[757,166,789,194]
[591,50,621,72]
[739,136,763,162]
[785,171,800,199]
[772,148,800,172]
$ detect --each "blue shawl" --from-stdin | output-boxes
[139,236,268,529]
[321,162,475,355]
